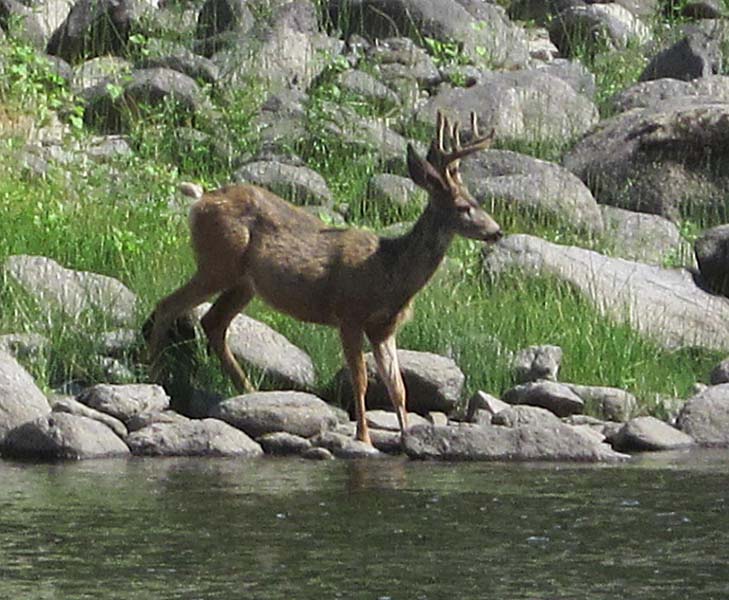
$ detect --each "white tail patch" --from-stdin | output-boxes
[179,182,203,200]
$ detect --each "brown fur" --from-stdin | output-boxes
[148,114,502,445]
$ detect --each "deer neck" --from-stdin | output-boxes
[381,202,454,306]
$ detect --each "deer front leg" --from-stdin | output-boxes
[339,326,371,445]
[372,336,408,435]
[201,282,256,394]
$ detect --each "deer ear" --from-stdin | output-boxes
[407,144,446,193]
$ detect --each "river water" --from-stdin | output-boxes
[1,450,727,599]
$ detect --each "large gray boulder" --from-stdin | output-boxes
[404,405,626,461]
[77,383,170,424]
[191,304,317,391]
[3,255,137,325]
[209,391,338,438]
[334,350,465,415]
[3,413,130,459]
[126,417,263,457]
[676,384,729,446]
[417,70,598,145]
[461,150,603,235]
[0,350,51,444]
[563,99,729,220]
[484,234,729,352]
[548,3,651,57]
[611,416,695,451]
[328,0,530,70]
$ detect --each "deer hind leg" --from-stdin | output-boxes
[340,326,371,445]
[371,335,408,435]
[148,272,221,368]
[200,281,256,393]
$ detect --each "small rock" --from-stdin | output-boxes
[512,345,562,383]
[257,431,312,456]
[50,395,128,438]
[465,391,510,422]
[302,446,334,460]
[77,383,170,424]
[311,431,383,459]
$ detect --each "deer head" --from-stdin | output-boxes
[407,111,502,243]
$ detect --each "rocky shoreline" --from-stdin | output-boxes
[1,344,726,462]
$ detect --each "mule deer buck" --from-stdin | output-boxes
[148,111,502,445]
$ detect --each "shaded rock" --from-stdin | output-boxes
[512,345,563,383]
[0,350,51,444]
[209,391,338,438]
[564,384,637,422]
[234,160,333,207]
[126,418,263,457]
[3,413,130,459]
[640,30,721,82]
[695,224,729,297]
[258,431,312,456]
[502,381,584,417]
[461,150,603,235]
[549,3,651,57]
[563,99,729,220]
[600,205,686,266]
[612,416,695,451]
[484,234,729,352]
[310,430,382,458]
[0,0,46,48]
[417,70,598,145]
[77,383,170,424]
[676,383,729,446]
[46,0,137,63]
[328,0,530,70]
[194,0,254,56]
[335,350,465,416]
[50,395,127,438]
[611,75,729,113]
[140,52,220,85]
[370,428,402,454]
[709,357,729,385]
[3,255,137,325]
[404,406,626,461]
[365,36,440,98]
[98,329,137,358]
[192,304,316,391]
[537,58,597,99]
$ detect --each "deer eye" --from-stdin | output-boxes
[456,204,472,214]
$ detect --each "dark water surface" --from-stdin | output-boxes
[1,450,727,599]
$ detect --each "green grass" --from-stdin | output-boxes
[0,20,723,416]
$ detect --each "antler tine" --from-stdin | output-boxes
[436,110,447,153]
[439,112,494,166]
[452,121,461,151]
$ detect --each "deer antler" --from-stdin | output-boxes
[429,110,495,169]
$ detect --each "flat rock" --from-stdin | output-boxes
[404,406,626,462]
[257,431,312,456]
[77,383,170,424]
[209,391,338,438]
[3,413,130,459]
[676,384,729,446]
[3,255,137,325]
[612,416,695,452]
[0,350,51,444]
[484,234,729,352]
[502,381,584,418]
[126,418,262,457]
[366,409,429,432]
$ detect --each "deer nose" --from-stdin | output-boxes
[486,229,503,243]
